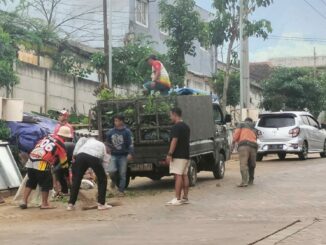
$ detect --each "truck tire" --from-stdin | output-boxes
[188,159,197,187]
[213,153,225,179]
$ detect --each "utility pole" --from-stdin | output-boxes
[239,0,250,120]
[103,0,109,87]
[108,0,113,89]
[313,47,317,81]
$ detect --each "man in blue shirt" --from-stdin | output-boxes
[106,114,134,196]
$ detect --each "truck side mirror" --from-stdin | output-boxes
[225,114,232,123]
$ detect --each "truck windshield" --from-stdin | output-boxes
[258,116,295,128]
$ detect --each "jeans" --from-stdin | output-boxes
[110,155,128,192]
[69,153,107,205]
[143,81,170,95]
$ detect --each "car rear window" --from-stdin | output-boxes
[258,116,295,128]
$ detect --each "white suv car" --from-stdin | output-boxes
[256,112,326,161]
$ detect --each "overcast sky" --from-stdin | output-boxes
[196,0,326,62]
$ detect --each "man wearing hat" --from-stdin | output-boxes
[143,55,171,95]
[54,109,74,138]
[20,126,72,209]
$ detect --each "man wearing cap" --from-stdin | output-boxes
[20,126,72,209]
[54,109,74,138]
[143,55,171,96]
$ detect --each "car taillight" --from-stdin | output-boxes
[289,127,300,137]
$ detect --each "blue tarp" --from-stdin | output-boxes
[7,113,57,153]
[173,87,219,102]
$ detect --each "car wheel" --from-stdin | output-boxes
[256,154,264,161]
[298,141,308,160]
[188,159,198,187]
[320,141,326,158]
[213,153,225,179]
[278,153,286,161]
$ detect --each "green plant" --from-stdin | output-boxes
[0,120,10,140]
[97,88,115,100]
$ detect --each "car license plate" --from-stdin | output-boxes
[130,163,153,172]
[268,145,283,150]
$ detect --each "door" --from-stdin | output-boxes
[307,116,323,151]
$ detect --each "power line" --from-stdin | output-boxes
[320,0,326,8]
[303,0,326,21]
[268,35,326,43]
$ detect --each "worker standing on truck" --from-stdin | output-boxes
[166,108,191,206]
[232,117,258,187]
[19,126,72,209]
[106,114,134,197]
[143,55,171,96]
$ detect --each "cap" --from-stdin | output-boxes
[57,126,73,139]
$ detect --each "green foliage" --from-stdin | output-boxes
[213,71,240,107]
[210,0,273,113]
[112,37,154,86]
[262,67,326,117]
[97,88,116,100]
[159,0,205,86]
[0,120,10,140]
[0,27,19,91]
[91,52,106,73]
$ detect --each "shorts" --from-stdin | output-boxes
[26,168,53,192]
[170,159,190,175]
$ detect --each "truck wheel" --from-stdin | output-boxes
[256,154,264,161]
[188,159,197,187]
[213,153,225,179]
[298,141,308,160]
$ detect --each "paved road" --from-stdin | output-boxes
[1,154,326,245]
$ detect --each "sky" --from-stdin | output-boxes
[196,0,326,62]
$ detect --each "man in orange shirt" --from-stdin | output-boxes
[143,55,171,95]
[232,117,258,187]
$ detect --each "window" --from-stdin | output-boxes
[135,0,148,27]
[301,116,310,125]
[307,116,319,128]
[258,115,295,128]
[213,104,223,124]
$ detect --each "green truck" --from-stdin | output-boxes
[97,95,231,187]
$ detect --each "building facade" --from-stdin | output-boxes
[70,0,216,92]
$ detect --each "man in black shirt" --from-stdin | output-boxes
[166,108,190,206]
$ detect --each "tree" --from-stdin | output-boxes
[0,27,18,95]
[213,71,240,107]
[210,0,273,114]
[261,67,326,117]
[159,0,205,86]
